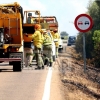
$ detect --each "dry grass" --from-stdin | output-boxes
[58,46,100,100]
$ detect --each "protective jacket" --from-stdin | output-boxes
[29,29,44,48]
[51,31,54,37]
[52,32,60,47]
[43,33,52,45]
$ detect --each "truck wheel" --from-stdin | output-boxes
[59,48,63,53]
[0,61,3,63]
[9,62,13,65]
[13,61,22,72]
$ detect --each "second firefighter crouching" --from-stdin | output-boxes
[42,30,53,67]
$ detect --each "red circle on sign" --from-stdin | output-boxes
[74,14,93,33]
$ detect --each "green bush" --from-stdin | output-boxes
[92,30,100,67]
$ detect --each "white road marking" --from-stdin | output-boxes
[42,67,52,100]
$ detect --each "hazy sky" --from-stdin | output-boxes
[0,0,94,36]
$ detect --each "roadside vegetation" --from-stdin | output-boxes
[58,47,100,100]
[57,1,100,99]
[75,0,100,68]
[60,31,68,40]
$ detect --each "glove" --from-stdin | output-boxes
[40,29,43,33]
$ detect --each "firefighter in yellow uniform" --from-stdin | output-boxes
[52,29,60,58]
[43,30,53,67]
[25,24,44,69]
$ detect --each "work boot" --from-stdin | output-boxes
[47,61,50,66]
[29,64,32,67]
[35,66,41,70]
[49,62,52,67]
[56,55,58,58]
[44,59,48,65]
[42,66,44,69]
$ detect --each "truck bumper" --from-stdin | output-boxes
[0,58,21,61]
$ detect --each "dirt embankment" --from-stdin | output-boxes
[58,46,100,100]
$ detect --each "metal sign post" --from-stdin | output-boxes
[83,33,86,72]
[74,14,93,73]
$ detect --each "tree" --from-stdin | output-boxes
[95,1,100,7]
[92,30,100,67]
[60,31,68,36]
[75,0,100,59]
[75,33,83,53]
[60,31,68,39]
[87,1,100,31]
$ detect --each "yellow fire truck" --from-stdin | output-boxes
[0,2,24,71]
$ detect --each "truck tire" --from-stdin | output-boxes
[59,48,63,53]
[9,62,13,65]
[0,61,3,63]
[60,49,63,53]
[13,61,22,72]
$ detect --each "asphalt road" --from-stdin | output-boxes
[0,63,65,100]
[0,42,66,100]
[0,63,49,100]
